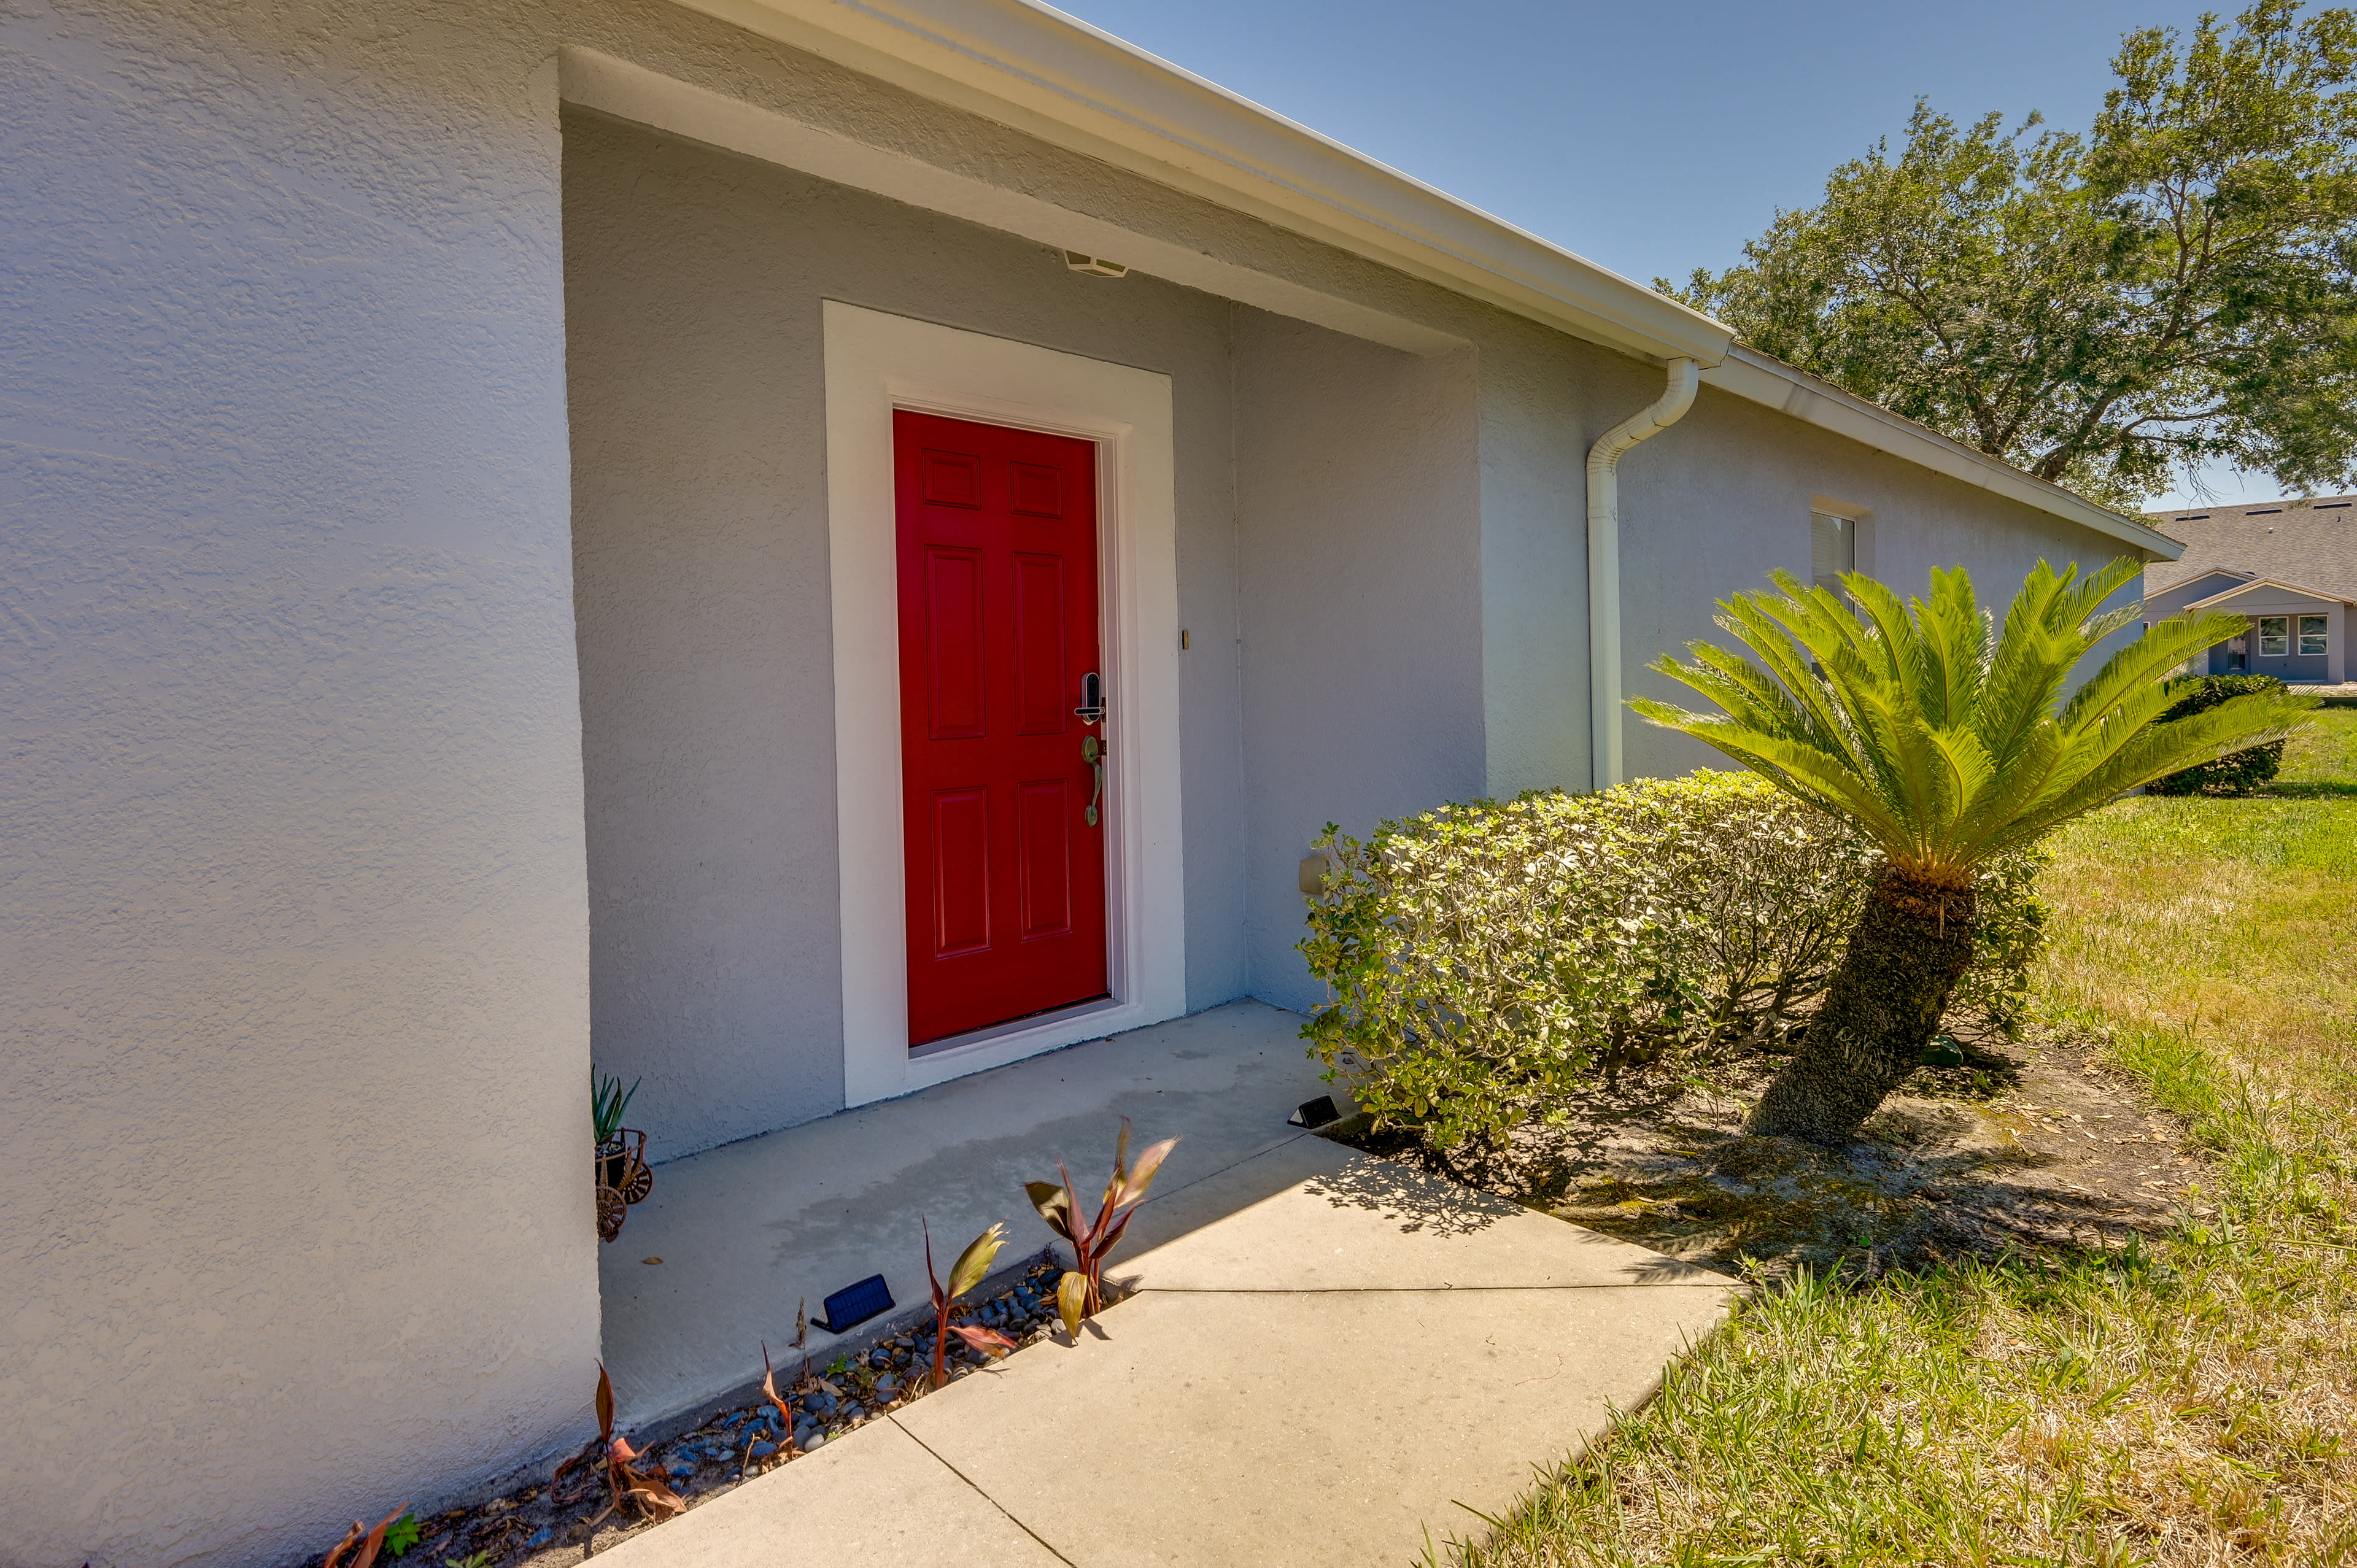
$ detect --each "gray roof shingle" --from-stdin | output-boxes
[2143,496,2357,601]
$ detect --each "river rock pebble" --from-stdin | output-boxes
[396,1259,1070,1567]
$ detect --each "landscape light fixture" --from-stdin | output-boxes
[816,1273,896,1335]
[1289,1095,1341,1129]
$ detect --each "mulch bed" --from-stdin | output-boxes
[1325,1023,2214,1281]
[339,1259,1075,1567]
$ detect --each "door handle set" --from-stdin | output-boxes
[1076,671,1105,827]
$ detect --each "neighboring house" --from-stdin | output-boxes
[2146,498,2355,684]
[2,2,2181,1564]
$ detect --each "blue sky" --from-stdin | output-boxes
[1053,0,2272,511]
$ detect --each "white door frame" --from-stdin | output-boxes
[822,301,1187,1106]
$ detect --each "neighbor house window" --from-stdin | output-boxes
[2300,614,2329,655]
[1811,512,1854,594]
[2258,616,2290,657]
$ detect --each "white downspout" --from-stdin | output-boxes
[1587,357,1700,790]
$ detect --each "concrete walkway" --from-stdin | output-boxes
[600,1010,1741,1566]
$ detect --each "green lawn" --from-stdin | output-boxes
[1446,713,2357,1567]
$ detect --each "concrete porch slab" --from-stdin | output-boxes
[600,1129,1743,1568]
[600,1000,1341,1429]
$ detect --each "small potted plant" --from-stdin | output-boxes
[594,1072,651,1242]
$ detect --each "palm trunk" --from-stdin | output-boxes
[1744,865,1976,1143]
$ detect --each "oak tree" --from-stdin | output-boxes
[1669,2,2357,506]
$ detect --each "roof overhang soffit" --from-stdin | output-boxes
[650,0,2185,561]
[665,0,1733,365]
[558,45,1464,353]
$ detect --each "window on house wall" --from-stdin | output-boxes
[2299,614,2328,655]
[1811,512,1854,594]
[2258,616,2290,657]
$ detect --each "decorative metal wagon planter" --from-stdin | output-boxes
[595,1128,654,1243]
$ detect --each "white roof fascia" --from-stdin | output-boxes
[2186,577,2352,609]
[666,0,1734,365]
[1700,349,2183,559]
[665,0,2183,560]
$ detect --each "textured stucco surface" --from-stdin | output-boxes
[563,110,1242,1155]
[1,5,598,1567]
[1,1,2159,1564]
[1615,382,2151,781]
[1234,314,1485,1011]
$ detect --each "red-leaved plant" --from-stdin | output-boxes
[1024,1118,1178,1335]
[553,1363,687,1525]
[320,1505,408,1568]
[923,1218,1017,1389]
[756,1343,800,1466]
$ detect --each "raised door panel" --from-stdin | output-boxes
[1012,553,1068,736]
[1016,779,1074,939]
[922,448,983,509]
[929,788,992,957]
[1009,460,1062,517]
[924,546,986,740]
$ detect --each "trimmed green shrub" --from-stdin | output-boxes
[2148,674,2289,795]
[1298,771,2046,1150]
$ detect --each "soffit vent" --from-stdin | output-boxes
[1064,251,1129,277]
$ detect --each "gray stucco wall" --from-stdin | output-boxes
[563,110,1248,1157]
[2148,570,2256,614]
[1458,325,2156,793]
[1233,313,1486,1010]
[1616,384,2152,781]
[2,6,596,1567]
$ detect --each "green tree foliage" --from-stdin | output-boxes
[1635,559,2312,1141]
[2149,672,2294,792]
[1667,3,2357,506]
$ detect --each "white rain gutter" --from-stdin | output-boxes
[1589,358,1700,790]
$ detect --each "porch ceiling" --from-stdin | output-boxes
[657,0,1732,366]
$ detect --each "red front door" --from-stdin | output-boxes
[895,411,1109,1046]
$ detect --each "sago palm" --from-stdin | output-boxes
[1632,557,2311,1143]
